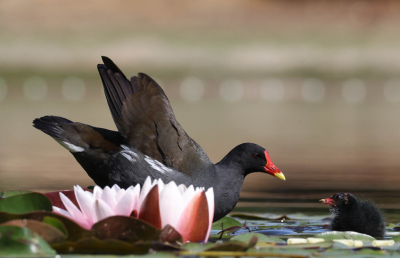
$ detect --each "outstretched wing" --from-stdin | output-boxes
[97,56,212,175]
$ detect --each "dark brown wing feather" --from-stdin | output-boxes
[33,116,124,154]
[98,56,212,175]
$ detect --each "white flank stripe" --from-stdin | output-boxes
[144,156,173,174]
[121,152,135,162]
[54,138,84,153]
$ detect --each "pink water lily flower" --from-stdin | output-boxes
[53,184,140,230]
[52,177,214,242]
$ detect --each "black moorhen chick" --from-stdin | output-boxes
[320,193,385,238]
[33,56,286,221]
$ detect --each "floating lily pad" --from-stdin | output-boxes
[0,190,32,198]
[182,242,216,252]
[204,241,249,252]
[0,225,56,256]
[392,235,400,242]
[0,211,91,241]
[142,252,177,258]
[51,237,151,254]
[43,216,68,236]
[0,219,66,244]
[248,246,319,257]
[314,231,375,242]
[212,217,242,230]
[231,232,285,243]
[92,215,182,243]
[0,193,52,213]
[159,224,183,243]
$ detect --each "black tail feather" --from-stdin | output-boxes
[33,116,72,142]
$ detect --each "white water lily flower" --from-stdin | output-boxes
[52,176,214,242]
[53,184,140,230]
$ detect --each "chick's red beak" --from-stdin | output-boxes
[263,150,285,181]
[320,198,335,206]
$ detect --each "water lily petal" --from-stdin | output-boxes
[52,206,72,218]
[74,185,94,225]
[176,190,209,242]
[132,184,141,211]
[157,179,165,193]
[177,184,187,194]
[159,181,185,229]
[138,176,155,212]
[182,185,195,206]
[115,189,126,203]
[93,186,103,200]
[114,187,137,216]
[93,199,115,222]
[138,185,162,229]
[111,184,121,193]
[101,186,117,210]
[205,187,215,242]
[59,192,90,229]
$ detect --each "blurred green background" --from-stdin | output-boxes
[1,0,400,209]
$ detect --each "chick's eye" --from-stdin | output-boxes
[254,153,259,158]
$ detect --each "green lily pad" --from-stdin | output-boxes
[159,224,183,243]
[0,219,66,244]
[248,246,317,257]
[386,223,398,230]
[0,211,183,245]
[0,193,52,214]
[204,241,249,252]
[51,237,151,254]
[43,216,68,236]
[92,216,176,243]
[92,216,183,244]
[212,217,242,230]
[141,252,176,258]
[0,211,91,241]
[0,225,56,256]
[392,235,400,242]
[182,242,215,252]
[0,191,32,198]
[314,231,375,241]
[231,232,285,243]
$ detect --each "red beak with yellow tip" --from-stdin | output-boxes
[320,198,335,206]
[263,150,285,181]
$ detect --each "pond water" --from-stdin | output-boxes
[211,200,400,242]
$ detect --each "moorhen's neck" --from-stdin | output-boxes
[216,143,261,177]
[206,144,264,221]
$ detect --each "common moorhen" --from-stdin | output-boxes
[320,193,385,238]
[33,56,286,221]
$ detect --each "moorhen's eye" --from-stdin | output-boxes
[254,153,259,158]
